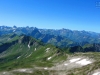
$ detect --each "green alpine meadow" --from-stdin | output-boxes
[0,32,100,75]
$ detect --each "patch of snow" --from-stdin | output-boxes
[19,69,26,72]
[44,67,48,70]
[92,72,100,75]
[47,57,52,60]
[3,72,6,74]
[46,48,50,52]
[13,28,16,29]
[64,64,68,66]
[76,59,92,65]
[17,56,21,59]
[46,48,50,50]
[28,53,32,57]
[48,57,93,71]
[13,30,16,32]
[34,48,36,51]
[2,72,12,75]
[28,44,30,49]
[70,58,81,63]
[13,69,33,73]
[39,30,41,33]
[26,53,32,58]
[28,42,30,49]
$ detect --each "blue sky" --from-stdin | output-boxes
[0,0,100,32]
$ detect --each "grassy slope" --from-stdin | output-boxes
[0,34,67,72]
[0,34,100,75]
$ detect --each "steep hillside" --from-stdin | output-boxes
[0,34,65,71]
[0,34,100,75]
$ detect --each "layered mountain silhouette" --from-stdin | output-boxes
[0,25,100,48]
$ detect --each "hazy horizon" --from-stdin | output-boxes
[1,25,100,33]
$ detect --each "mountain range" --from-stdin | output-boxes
[1,25,100,48]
